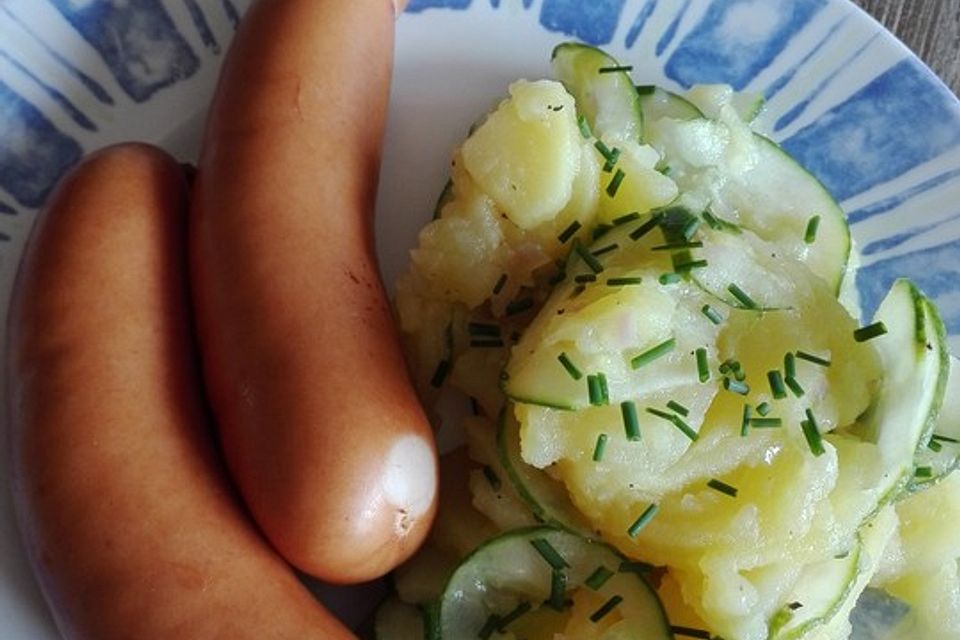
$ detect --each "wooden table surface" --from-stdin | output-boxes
[853,0,960,95]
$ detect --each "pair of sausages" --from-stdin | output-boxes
[6,0,436,637]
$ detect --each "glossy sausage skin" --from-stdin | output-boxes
[190,0,438,583]
[6,144,353,640]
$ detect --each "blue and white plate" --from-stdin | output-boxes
[0,0,958,636]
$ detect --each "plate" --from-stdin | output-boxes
[0,0,958,637]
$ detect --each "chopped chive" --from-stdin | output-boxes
[430,359,451,387]
[802,409,825,456]
[667,400,690,417]
[854,321,888,342]
[627,504,659,537]
[630,338,676,369]
[804,215,821,244]
[658,272,682,285]
[593,433,609,462]
[741,403,752,437]
[470,338,504,348]
[598,64,633,74]
[629,212,663,241]
[701,210,740,233]
[928,438,944,452]
[606,169,626,198]
[594,139,617,161]
[548,269,567,285]
[796,350,831,367]
[603,148,621,173]
[635,84,656,95]
[592,243,619,258]
[570,284,587,299]
[478,614,500,639]
[673,257,709,272]
[707,478,738,498]
[784,352,797,379]
[575,273,598,283]
[482,465,501,491]
[593,223,613,240]
[682,216,702,240]
[589,595,624,623]
[751,417,783,428]
[785,375,805,398]
[696,347,710,382]
[670,626,712,639]
[723,377,750,396]
[547,570,569,611]
[557,220,582,244]
[646,408,698,441]
[788,602,804,610]
[530,538,569,571]
[619,560,657,574]
[598,373,610,404]
[607,276,643,286]
[767,370,787,399]
[505,297,535,316]
[574,241,605,273]
[495,601,532,631]
[492,273,508,295]
[701,304,724,325]
[585,565,615,591]
[587,375,604,406]
[915,466,933,478]
[470,396,481,415]
[557,352,583,380]
[622,401,641,441]
[577,114,592,139]
[613,211,641,225]
[756,401,772,416]
[468,322,500,337]
[652,241,704,251]
[728,283,758,309]
[932,434,960,443]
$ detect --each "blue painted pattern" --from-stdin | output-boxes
[539,0,627,46]
[783,58,960,202]
[848,168,960,225]
[764,15,847,100]
[861,210,960,257]
[221,0,242,29]
[0,200,16,216]
[407,0,472,13]
[664,0,827,89]
[625,0,658,49]
[655,0,690,56]
[0,49,97,132]
[0,80,82,208]
[184,0,221,54]
[49,0,200,103]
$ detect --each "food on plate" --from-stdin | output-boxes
[6,144,353,640]
[381,43,960,639]
[190,0,437,583]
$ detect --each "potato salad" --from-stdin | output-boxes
[379,43,960,640]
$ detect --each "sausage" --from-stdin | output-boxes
[6,144,353,639]
[189,0,438,583]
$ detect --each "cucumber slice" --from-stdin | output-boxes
[908,354,960,491]
[374,596,426,640]
[497,408,595,535]
[853,279,949,504]
[636,85,702,122]
[437,526,671,639]
[551,43,643,142]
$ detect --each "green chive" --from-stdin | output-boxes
[728,283,758,309]
[767,370,787,399]
[673,257,709,272]
[723,377,750,396]
[631,338,676,369]
[575,241,605,274]
[667,400,690,417]
[802,409,825,456]
[613,212,640,225]
[670,626,712,639]
[784,352,797,379]
[577,114,592,139]
[701,210,741,233]
[785,376,805,398]
[548,268,567,285]
[682,216,702,240]
[468,322,500,337]
[618,560,656,574]
[594,139,616,161]
[701,304,723,325]
[707,478,738,498]
[482,465,501,491]
[589,595,624,623]
[530,538,569,571]
[495,601,532,631]
[933,434,960,443]
[557,352,583,380]
[570,284,587,299]
[622,401,641,441]
[635,84,656,95]
[479,614,500,639]
[547,570,569,612]
[492,273,508,295]
[470,338,504,348]
[557,220,582,244]
[603,148,621,173]
[598,373,610,404]
[585,565,615,591]
[598,64,633,74]
[804,215,821,244]
[751,417,782,428]
[652,241,704,251]
[430,359,451,387]
[593,223,613,240]
[592,243,619,258]
[696,347,710,382]
[928,438,943,452]
[740,403,752,437]
[505,297,534,316]
[658,272,682,285]
[854,322,888,342]
[587,374,606,406]
[575,273,598,283]
[629,212,663,241]
[646,407,698,441]
[627,504,659,537]
[756,401,772,416]
[607,276,643,286]
[796,350,831,367]
[593,433,609,462]
[915,466,933,478]
[606,169,626,198]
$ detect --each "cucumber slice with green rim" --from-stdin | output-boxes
[852,279,949,503]
[908,354,960,492]
[374,596,427,640]
[636,85,702,123]
[552,42,643,143]
[497,408,595,536]
[437,526,671,639]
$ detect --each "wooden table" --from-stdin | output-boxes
[854,0,960,95]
